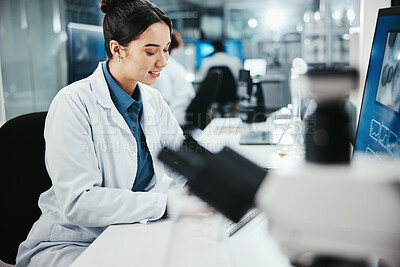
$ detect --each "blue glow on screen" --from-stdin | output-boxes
[195,40,243,69]
[199,42,215,58]
[224,40,243,62]
[355,13,400,157]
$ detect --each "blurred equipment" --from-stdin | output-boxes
[244,59,267,78]
[159,139,267,223]
[238,69,253,99]
[238,78,267,124]
[237,70,271,144]
[208,66,239,117]
[301,0,352,66]
[298,67,358,163]
[256,157,400,267]
[159,138,400,267]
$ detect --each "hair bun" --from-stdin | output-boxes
[99,0,115,13]
[100,0,146,13]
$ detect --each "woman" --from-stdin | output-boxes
[16,0,184,266]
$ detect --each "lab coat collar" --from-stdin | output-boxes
[101,61,139,114]
[88,62,157,133]
[138,84,157,121]
[88,63,132,135]
[89,62,115,110]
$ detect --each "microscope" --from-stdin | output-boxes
[237,69,267,123]
[158,67,400,266]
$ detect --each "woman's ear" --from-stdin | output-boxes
[109,40,122,61]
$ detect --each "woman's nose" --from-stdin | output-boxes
[156,52,168,68]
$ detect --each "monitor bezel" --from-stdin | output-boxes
[353,6,400,155]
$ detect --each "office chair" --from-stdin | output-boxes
[208,66,238,117]
[184,68,222,132]
[0,112,52,264]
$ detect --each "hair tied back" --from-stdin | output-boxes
[99,0,116,14]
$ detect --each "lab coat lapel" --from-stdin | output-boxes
[89,62,132,136]
[139,84,163,183]
[139,83,159,148]
[140,86,158,129]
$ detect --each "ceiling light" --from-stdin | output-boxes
[266,9,284,30]
[248,18,258,28]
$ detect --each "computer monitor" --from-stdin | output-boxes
[67,23,107,84]
[354,7,400,157]
[224,40,243,62]
[244,59,267,78]
[195,40,243,69]
[195,40,214,69]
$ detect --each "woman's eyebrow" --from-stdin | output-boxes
[144,41,171,48]
[144,43,160,47]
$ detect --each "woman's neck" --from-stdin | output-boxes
[107,60,137,96]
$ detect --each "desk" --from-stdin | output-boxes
[71,214,291,267]
[71,117,293,267]
[198,117,286,169]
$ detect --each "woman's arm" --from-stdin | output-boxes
[44,92,167,227]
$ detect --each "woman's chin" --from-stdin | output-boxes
[140,78,157,86]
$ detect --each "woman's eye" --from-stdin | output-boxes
[146,52,155,56]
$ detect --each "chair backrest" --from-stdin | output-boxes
[0,112,51,264]
[185,69,222,131]
[208,66,238,105]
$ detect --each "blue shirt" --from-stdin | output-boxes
[102,62,155,192]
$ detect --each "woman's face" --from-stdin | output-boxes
[119,22,170,86]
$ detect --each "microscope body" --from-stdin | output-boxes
[256,157,400,266]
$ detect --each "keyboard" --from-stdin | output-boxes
[224,209,262,237]
[239,131,276,145]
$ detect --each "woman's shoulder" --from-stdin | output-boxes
[58,78,92,97]
[50,78,97,111]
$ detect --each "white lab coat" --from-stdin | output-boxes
[16,63,184,267]
[154,57,195,126]
[197,52,243,82]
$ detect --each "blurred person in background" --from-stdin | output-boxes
[197,39,242,82]
[154,31,196,126]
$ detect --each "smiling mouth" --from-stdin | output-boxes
[149,71,161,78]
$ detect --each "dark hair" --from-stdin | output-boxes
[212,40,225,53]
[99,0,172,59]
[169,30,183,53]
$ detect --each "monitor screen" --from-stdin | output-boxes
[244,59,267,77]
[195,40,243,69]
[224,40,243,62]
[354,7,400,157]
[67,23,107,84]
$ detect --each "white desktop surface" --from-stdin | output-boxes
[71,214,290,267]
[198,117,287,169]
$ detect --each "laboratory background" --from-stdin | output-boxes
[1,0,400,267]
[0,0,386,122]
